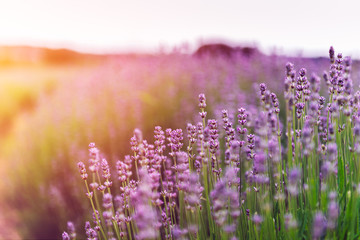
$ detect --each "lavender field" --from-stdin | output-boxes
[3,45,360,239]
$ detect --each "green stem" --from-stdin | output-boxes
[85,180,107,240]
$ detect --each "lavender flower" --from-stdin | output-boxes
[184,173,204,211]
[252,213,263,225]
[327,142,337,162]
[288,167,301,196]
[86,226,98,240]
[211,167,240,232]
[131,169,159,240]
[284,213,297,229]
[253,152,266,175]
[67,221,76,239]
[134,128,143,143]
[116,159,131,182]
[312,212,326,239]
[302,119,314,156]
[329,46,335,64]
[166,128,184,157]
[154,126,166,154]
[62,232,70,240]
[88,145,100,173]
[327,192,339,230]
[101,158,112,188]
[186,123,197,146]
[199,93,207,119]
[237,107,248,135]
[77,162,88,180]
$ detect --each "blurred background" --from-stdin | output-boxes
[0,0,359,239]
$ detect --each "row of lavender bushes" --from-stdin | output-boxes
[6,47,359,238]
[62,47,360,239]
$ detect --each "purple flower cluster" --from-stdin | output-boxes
[131,169,160,240]
[166,128,184,158]
[199,93,207,119]
[211,167,240,233]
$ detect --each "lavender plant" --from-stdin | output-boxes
[63,47,360,239]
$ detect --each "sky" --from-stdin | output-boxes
[0,0,359,57]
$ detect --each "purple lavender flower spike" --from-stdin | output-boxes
[77,162,88,180]
[211,167,240,233]
[131,169,159,240]
[134,128,143,143]
[327,200,339,230]
[199,93,207,119]
[284,213,297,229]
[184,173,204,211]
[299,68,307,77]
[327,142,337,162]
[252,213,263,225]
[286,62,294,76]
[329,46,335,64]
[62,232,70,240]
[288,167,301,196]
[198,93,206,108]
[312,212,327,239]
[67,221,76,239]
[253,152,266,175]
[86,227,98,240]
